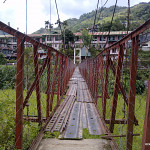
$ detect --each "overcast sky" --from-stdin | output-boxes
[0,0,149,34]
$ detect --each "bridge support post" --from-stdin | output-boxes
[50,53,58,111]
[33,45,42,124]
[126,35,139,150]
[142,66,150,150]
[103,51,110,120]
[109,44,124,133]
[46,49,51,118]
[16,38,25,149]
[95,58,100,104]
[100,55,104,115]
[57,55,63,104]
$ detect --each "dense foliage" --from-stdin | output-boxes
[56,2,150,32]
[0,65,16,89]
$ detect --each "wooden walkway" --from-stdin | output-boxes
[45,67,103,139]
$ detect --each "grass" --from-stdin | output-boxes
[0,89,57,150]
[97,93,147,150]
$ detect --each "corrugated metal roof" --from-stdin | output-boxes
[74,31,131,36]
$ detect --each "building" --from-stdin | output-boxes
[0,47,16,60]
[0,30,130,60]
[140,32,150,51]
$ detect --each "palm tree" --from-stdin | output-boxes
[62,20,68,50]
[45,21,49,29]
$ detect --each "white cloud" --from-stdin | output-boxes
[0,0,150,34]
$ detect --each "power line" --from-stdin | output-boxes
[90,0,100,46]
[54,0,62,33]
[127,0,130,34]
[103,0,118,49]
[97,0,109,22]
[3,0,7,3]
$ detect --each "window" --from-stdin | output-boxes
[47,36,53,41]
[55,35,61,41]
[112,48,116,53]
[55,44,57,47]
[42,38,45,42]
[142,43,148,47]
[13,37,17,42]
[13,46,17,49]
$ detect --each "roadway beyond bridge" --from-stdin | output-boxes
[37,67,111,150]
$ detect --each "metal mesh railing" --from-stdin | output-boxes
[0,21,75,149]
[79,19,150,150]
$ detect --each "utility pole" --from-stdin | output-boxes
[64,28,65,50]
[26,0,27,48]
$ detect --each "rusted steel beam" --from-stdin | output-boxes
[33,45,42,124]
[100,55,104,114]
[62,57,68,94]
[103,51,110,120]
[105,119,127,124]
[109,44,124,133]
[57,55,63,105]
[60,55,64,96]
[23,117,47,122]
[16,38,24,149]
[101,134,140,139]
[95,58,100,104]
[46,50,51,118]
[142,66,150,150]
[126,35,139,150]
[109,58,138,125]
[23,57,48,108]
[50,53,58,111]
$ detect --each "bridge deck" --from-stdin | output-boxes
[38,67,109,149]
[45,67,103,139]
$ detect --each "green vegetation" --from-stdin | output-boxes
[0,53,7,65]
[0,89,57,149]
[97,93,147,150]
[0,65,16,89]
[47,2,150,32]
[96,66,149,149]
[82,128,102,139]
[138,50,150,66]
[43,131,60,139]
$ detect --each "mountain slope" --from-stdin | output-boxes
[34,2,150,34]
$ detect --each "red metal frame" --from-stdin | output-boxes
[109,44,124,133]
[46,49,51,118]
[16,38,24,149]
[142,66,150,150]
[126,35,139,150]
[33,45,42,124]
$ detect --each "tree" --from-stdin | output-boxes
[0,52,7,65]
[61,29,75,49]
[81,29,92,59]
[45,21,49,29]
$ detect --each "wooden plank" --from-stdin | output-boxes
[45,96,71,131]
[85,103,103,135]
[52,96,75,132]
[66,84,77,96]
[63,102,82,139]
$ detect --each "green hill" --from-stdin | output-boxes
[33,2,150,34]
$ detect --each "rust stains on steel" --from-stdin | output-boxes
[142,66,150,150]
